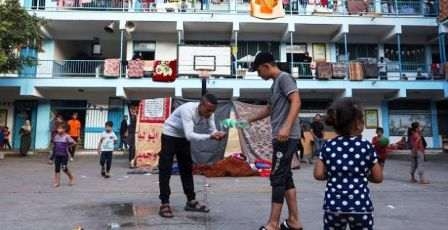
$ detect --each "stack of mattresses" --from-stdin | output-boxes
[363,63,378,79]
[316,62,332,80]
[332,63,346,79]
[349,62,364,81]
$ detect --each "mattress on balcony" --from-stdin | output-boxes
[103,59,120,78]
[128,60,144,78]
[316,62,332,80]
[363,63,378,79]
[347,0,369,14]
[332,63,346,79]
[349,62,364,81]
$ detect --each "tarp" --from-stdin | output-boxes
[173,99,232,164]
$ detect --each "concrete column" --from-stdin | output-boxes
[329,43,337,62]
[397,33,402,77]
[35,101,51,149]
[439,33,447,63]
[381,101,390,137]
[431,101,441,148]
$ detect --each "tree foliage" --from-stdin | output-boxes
[0,0,43,73]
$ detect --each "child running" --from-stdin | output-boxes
[52,124,76,187]
[97,121,117,178]
[409,122,429,184]
[314,98,383,230]
[371,127,388,167]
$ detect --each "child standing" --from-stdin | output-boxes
[97,121,117,178]
[52,124,76,187]
[314,98,383,230]
[2,126,12,150]
[409,122,429,184]
[372,127,388,167]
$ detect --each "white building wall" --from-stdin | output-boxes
[156,41,177,60]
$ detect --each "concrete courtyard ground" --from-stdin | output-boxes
[0,153,448,230]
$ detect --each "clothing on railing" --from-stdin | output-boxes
[104,59,121,77]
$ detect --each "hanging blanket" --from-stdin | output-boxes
[104,59,120,77]
[135,98,171,168]
[128,60,144,78]
[316,62,332,80]
[332,63,346,79]
[233,101,273,162]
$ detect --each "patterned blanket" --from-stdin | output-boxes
[233,101,273,162]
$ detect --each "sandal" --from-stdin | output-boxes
[184,200,210,213]
[280,219,303,230]
[159,204,174,218]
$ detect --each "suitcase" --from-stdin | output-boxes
[128,60,144,78]
[332,63,346,79]
[316,62,332,80]
[363,63,378,79]
[152,60,177,82]
[349,62,364,81]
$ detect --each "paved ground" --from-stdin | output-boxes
[0,153,448,230]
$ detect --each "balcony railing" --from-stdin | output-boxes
[1,59,446,81]
[24,0,439,16]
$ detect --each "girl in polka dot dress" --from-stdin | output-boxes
[314,98,383,230]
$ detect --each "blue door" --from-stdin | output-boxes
[13,101,37,149]
[108,97,124,149]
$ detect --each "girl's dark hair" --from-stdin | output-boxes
[325,98,364,136]
[411,122,419,132]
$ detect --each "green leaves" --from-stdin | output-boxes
[0,0,43,73]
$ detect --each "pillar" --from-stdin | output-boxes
[397,33,402,77]
[431,101,441,148]
[344,32,348,79]
[35,101,51,149]
[440,33,447,64]
[381,101,390,137]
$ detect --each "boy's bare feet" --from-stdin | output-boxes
[53,183,60,188]
[419,180,430,184]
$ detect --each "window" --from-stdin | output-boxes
[388,100,432,137]
[336,44,378,61]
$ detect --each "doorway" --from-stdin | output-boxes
[51,100,87,149]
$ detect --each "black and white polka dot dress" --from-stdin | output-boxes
[319,136,378,213]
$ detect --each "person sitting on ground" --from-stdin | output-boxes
[314,98,383,230]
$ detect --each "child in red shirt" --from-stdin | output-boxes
[2,127,12,150]
[372,127,388,167]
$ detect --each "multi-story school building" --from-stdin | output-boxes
[1,0,447,151]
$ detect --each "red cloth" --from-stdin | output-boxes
[372,136,387,161]
[152,60,177,82]
[410,132,425,153]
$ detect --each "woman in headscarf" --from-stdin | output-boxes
[20,120,32,156]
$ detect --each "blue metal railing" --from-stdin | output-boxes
[2,59,445,80]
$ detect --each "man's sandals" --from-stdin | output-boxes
[159,204,174,218]
[184,200,210,213]
[159,201,209,218]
